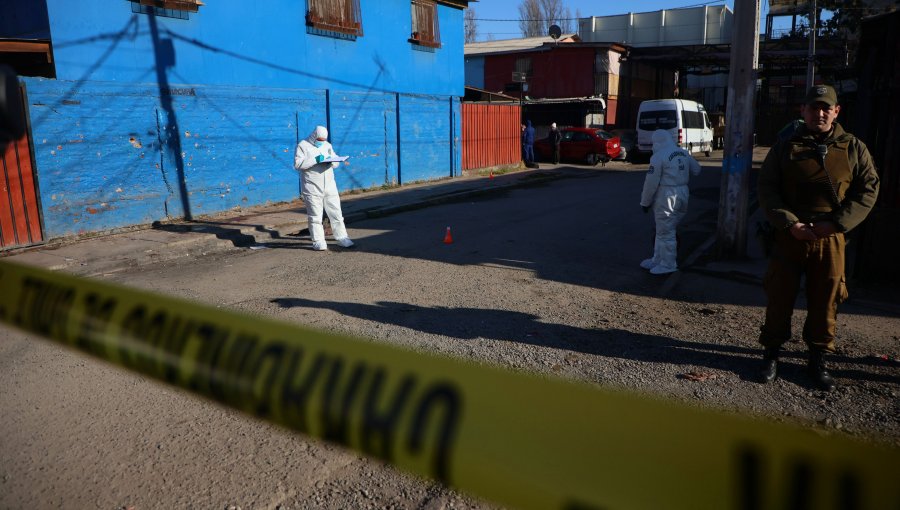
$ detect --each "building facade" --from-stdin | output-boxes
[1,0,469,241]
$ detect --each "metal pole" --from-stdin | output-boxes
[715,0,760,258]
[806,0,817,87]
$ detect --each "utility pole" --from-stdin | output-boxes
[715,0,760,258]
[806,0,817,87]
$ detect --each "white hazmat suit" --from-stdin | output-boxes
[639,129,701,274]
[294,126,353,251]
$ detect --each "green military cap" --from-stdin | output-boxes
[805,84,838,106]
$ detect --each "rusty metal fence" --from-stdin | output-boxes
[461,103,521,171]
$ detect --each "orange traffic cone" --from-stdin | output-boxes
[443,226,454,244]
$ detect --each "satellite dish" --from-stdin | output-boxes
[549,25,562,40]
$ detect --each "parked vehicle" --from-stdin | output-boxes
[635,99,713,158]
[534,127,621,165]
[610,128,637,161]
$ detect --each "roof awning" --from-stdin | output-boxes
[524,96,607,110]
[0,39,52,63]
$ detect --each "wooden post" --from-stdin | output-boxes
[715,0,760,258]
[806,0,817,88]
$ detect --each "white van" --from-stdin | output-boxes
[635,99,713,158]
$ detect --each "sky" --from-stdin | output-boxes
[469,0,791,42]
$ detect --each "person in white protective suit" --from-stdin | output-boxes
[639,129,701,274]
[294,125,354,251]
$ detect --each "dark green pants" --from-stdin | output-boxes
[759,230,848,352]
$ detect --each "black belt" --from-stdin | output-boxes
[796,212,834,224]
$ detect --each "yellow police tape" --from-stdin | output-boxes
[0,259,897,509]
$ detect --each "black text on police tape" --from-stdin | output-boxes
[12,275,462,482]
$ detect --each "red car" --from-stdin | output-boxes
[534,127,621,165]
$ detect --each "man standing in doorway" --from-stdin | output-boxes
[522,120,535,166]
[550,122,562,164]
[757,85,879,391]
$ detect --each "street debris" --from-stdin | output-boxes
[679,371,718,382]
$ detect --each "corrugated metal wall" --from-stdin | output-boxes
[483,49,596,100]
[329,90,399,189]
[23,78,462,238]
[400,94,454,182]
[580,6,732,46]
[461,103,521,170]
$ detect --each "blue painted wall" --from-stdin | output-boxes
[20,0,468,238]
[44,0,464,95]
[464,55,485,89]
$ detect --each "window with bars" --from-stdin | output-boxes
[515,57,532,78]
[410,0,440,48]
[307,0,363,37]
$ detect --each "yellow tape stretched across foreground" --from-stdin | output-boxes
[0,260,897,509]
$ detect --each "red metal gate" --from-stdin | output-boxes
[1,86,43,250]
[461,103,521,171]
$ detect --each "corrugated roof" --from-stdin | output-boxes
[464,34,579,56]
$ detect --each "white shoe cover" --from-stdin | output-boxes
[336,237,354,248]
[312,241,328,251]
[649,265,677,275]
[640,258,656,270]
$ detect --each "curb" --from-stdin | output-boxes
[27,169,573,276]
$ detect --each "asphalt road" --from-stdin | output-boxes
[2,163,898,510]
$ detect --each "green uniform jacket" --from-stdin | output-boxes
[758,122,880,233]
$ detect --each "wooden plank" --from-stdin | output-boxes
[0,41,51,54]
[0,145,19,247]
[4,137,29,245]
[14,135,42,243]
[0,40,52,63]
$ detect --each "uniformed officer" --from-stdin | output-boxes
[757,84,879,391]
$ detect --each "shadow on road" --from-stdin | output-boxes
[269,297,898,386]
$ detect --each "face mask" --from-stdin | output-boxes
[314,140,325,147]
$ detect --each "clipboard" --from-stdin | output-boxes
[322,155,349,163]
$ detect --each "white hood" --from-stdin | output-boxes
[307,125,328,144]
[651,129,676,154]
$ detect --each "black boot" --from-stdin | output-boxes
[759,346,779,383]
[808,349,836,392]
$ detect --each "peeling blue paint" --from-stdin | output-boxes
[24,79,463,238]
